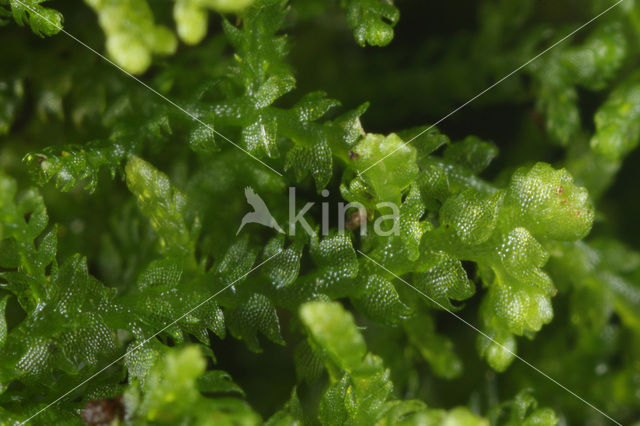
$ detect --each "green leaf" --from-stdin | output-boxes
[216,236,258,286]
[131,262,226,344]
[397,126,450,161]
[332,102,369,148]
[306,232,359,297]
[266,388,305,425]
[502,162,593,241]
[262,235,303,288]
[174,0,254,45]
[443,136,498,174]
[174,0,208,44]
[591,70,640,161]
[352,133,419,203]
[125,339,167,385]
[85,0,177,73]
[398,184,429,260]
[0,78,23,135]
[439,188,503,246]
[285,139,333,191]
[352,274,411,326]
[254,74,296,109]
[318,375,350,425]
[293,340,324,383]
[243,112,279,158]
[135,346,203,420]
[404,315,463,379]
[489,390,559,426]
[1,254,118,384]
[477,324,517,373]
[125,156,197,262]
[136,258,182,291]
[227,293,285,352]
[188,120,219,153]
[348,353,394,424]
[292,91,341,122]
[197,370,245,396]
[484,283,550,342]
[342,0,399,47]
[535,66,579,146]
[300,301,366,373]
[492,227,554,295]
[560,22,627,90]
[24,140,131,192]
[8,0,62,36]
[412,251,475,311]
[0,175,54,309]
[0,296,9,347]
[533,22,626,145]
[410,406,490,426]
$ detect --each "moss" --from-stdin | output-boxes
[1,0,640,424]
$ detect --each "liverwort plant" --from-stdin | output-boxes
[1,0,640,425]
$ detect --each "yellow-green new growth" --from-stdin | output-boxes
[125,156,197,263]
